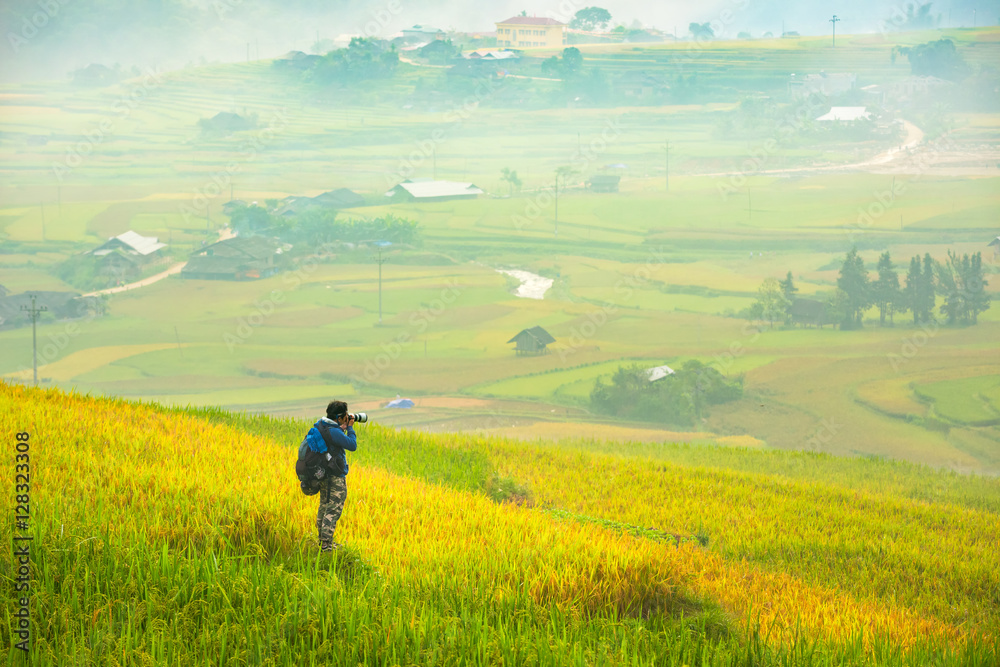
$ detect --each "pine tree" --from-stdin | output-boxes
[873,252,902,326]
[936,250,963,324]
[778,271,798,324]
[837,248,871,329]
[966,252,990,324]
[779,271,798,300]
[904,256,922,324]
[921,253,936,323]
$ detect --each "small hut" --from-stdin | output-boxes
[507,326,555,356]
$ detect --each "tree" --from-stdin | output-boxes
[689,22,714,40]
[903,255,922,324]
[902,3,940,30]
[896,38,969,81]
[228,203,276,236]
[540,47,584,78]
[313,37,398,84]
[873,252,902,326]
[749,277,790,329]
[779,271,798,300]
[590,360,742,426]
[921,253,937,323]
[570,6,612,31]
[836,248,871,328]
[561,47,583,74]
[964,252,990,324]
[936,250,990,325]
[500,167,522,196]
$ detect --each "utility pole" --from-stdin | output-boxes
[374,243,390,324]
[21,294,47,387]
[553,176,559,238]
[829,15,840,47]
[663,140,670,192]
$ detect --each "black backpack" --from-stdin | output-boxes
[295,422,345,495]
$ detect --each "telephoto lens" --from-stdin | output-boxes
[350,412,368,423]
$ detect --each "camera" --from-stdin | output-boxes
[349,412,368,424]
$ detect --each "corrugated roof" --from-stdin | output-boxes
[507,326,555,345]
[646,365,675,382]
[117,230,166,255]
[390,180,484,199]
[497,16,565,26]
[816,107,870,121]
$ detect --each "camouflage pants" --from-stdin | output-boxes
[316,475,347,552]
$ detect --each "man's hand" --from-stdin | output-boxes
[345,414,355,429]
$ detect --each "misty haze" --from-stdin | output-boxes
[1,0,998,664]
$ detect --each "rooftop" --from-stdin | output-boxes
[816,106,870,122]
[389,180,484,199]
[93,230,166,256]
[496,16,565,26]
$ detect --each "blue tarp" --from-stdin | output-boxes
[386,398,415,408]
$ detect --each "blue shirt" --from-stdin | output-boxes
[305,417,357,477]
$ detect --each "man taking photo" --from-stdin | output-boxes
[303,400,358,552]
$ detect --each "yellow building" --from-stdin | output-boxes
[495,16,565,48]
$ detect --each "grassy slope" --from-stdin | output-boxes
[1,383,998,665]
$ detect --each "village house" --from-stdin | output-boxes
[588,174,620,193]
[181,236,282,281]
[0,291,91,328]
[385,179,484,202]
[816,107,871,122]
[495,16,565,49]
[507,326,555,355]
[401,25,446,43]
[89,230,167,282]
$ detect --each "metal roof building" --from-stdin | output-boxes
[507,326,555,356]
[816,107,871,122]
[91,231,166,257]
[386,179,484,202]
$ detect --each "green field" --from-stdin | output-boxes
[1,29,999,476]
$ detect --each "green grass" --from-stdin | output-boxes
[915,376,1000,425]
